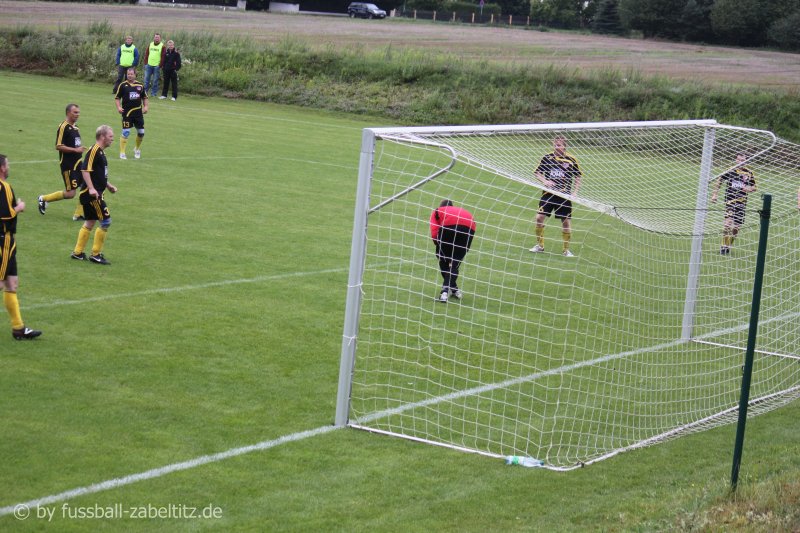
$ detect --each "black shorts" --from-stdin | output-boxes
[79,192,111,221]
[0,234,17,279]
[538,192,572,220]
[725,202,747,226]
[61,168,83,191]
[436,225,475,262]
[122,114,145,131]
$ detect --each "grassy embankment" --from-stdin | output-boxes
[1,20,799,141]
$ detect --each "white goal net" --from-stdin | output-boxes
[335,120,800,470]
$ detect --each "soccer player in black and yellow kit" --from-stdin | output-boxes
[115,67,149,160]
[38,103,86,221]
[530,135,583,257]
[71,126,118,265]
[711,153,757,255]
[0,154,42,339]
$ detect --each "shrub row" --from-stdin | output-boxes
[0,25,797,141]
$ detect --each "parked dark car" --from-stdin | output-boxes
[347,2,387,19]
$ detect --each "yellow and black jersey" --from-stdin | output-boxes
[81,143,109,196]
[55,120,83,172]
[115,80,147,118]
[720,166,756,206]
[0,180,18,235]
[536,152,582,195]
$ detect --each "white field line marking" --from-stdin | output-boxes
[24,267,349,310]
[0,425,338,517]
[15,155,356,170]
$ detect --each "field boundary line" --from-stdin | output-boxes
[24,267,349,310]
[0,425,337,517]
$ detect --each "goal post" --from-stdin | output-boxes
[336,120,800,469]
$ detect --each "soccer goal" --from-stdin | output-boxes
[335,120,800,470]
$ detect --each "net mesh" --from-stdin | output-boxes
[345,122,800,469]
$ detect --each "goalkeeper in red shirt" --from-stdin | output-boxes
[430,199,476,302]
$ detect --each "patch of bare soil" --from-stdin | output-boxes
[1,0,798,89]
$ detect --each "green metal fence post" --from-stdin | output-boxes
[731,194,772,491]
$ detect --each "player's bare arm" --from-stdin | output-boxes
[82,170,98,198]
[710,177,722,202]
[536,171,552,188]
[56,143,86,154]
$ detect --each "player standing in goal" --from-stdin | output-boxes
[530,135,583,257]
[711,153,757,255]
[430,199,476,302]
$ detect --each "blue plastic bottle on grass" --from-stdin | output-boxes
[505,456,544,467]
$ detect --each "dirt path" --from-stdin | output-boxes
[2,0,799,88]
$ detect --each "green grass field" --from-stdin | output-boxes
[1,72,799,532]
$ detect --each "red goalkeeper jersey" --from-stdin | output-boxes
[430,205,476,240]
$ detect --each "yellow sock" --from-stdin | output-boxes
[535,226,545,247]
[120,137,128,154]
[91,227,108,256]
[562,230,572,253]
[74,226,91,254]
[42,191,65,203]
[723,233,732,247]
[135,136,142,149]
[3,291,24,330]
[73,201,84,218]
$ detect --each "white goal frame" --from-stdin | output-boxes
[334,119,799,469]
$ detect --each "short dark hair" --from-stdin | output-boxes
[439,199,453,208]
[0,154,6,167]
[65,103,79,115]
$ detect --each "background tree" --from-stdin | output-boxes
[405,0,446,9]
[710,0,765,46]
[496,0,531,16]
[618,0,685,38]
[768,9,800,51]
[299,0,404,12]
[529,0,587,28]
[711,0,797,46]
[680,0,714,42]
[591,0,625,35]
